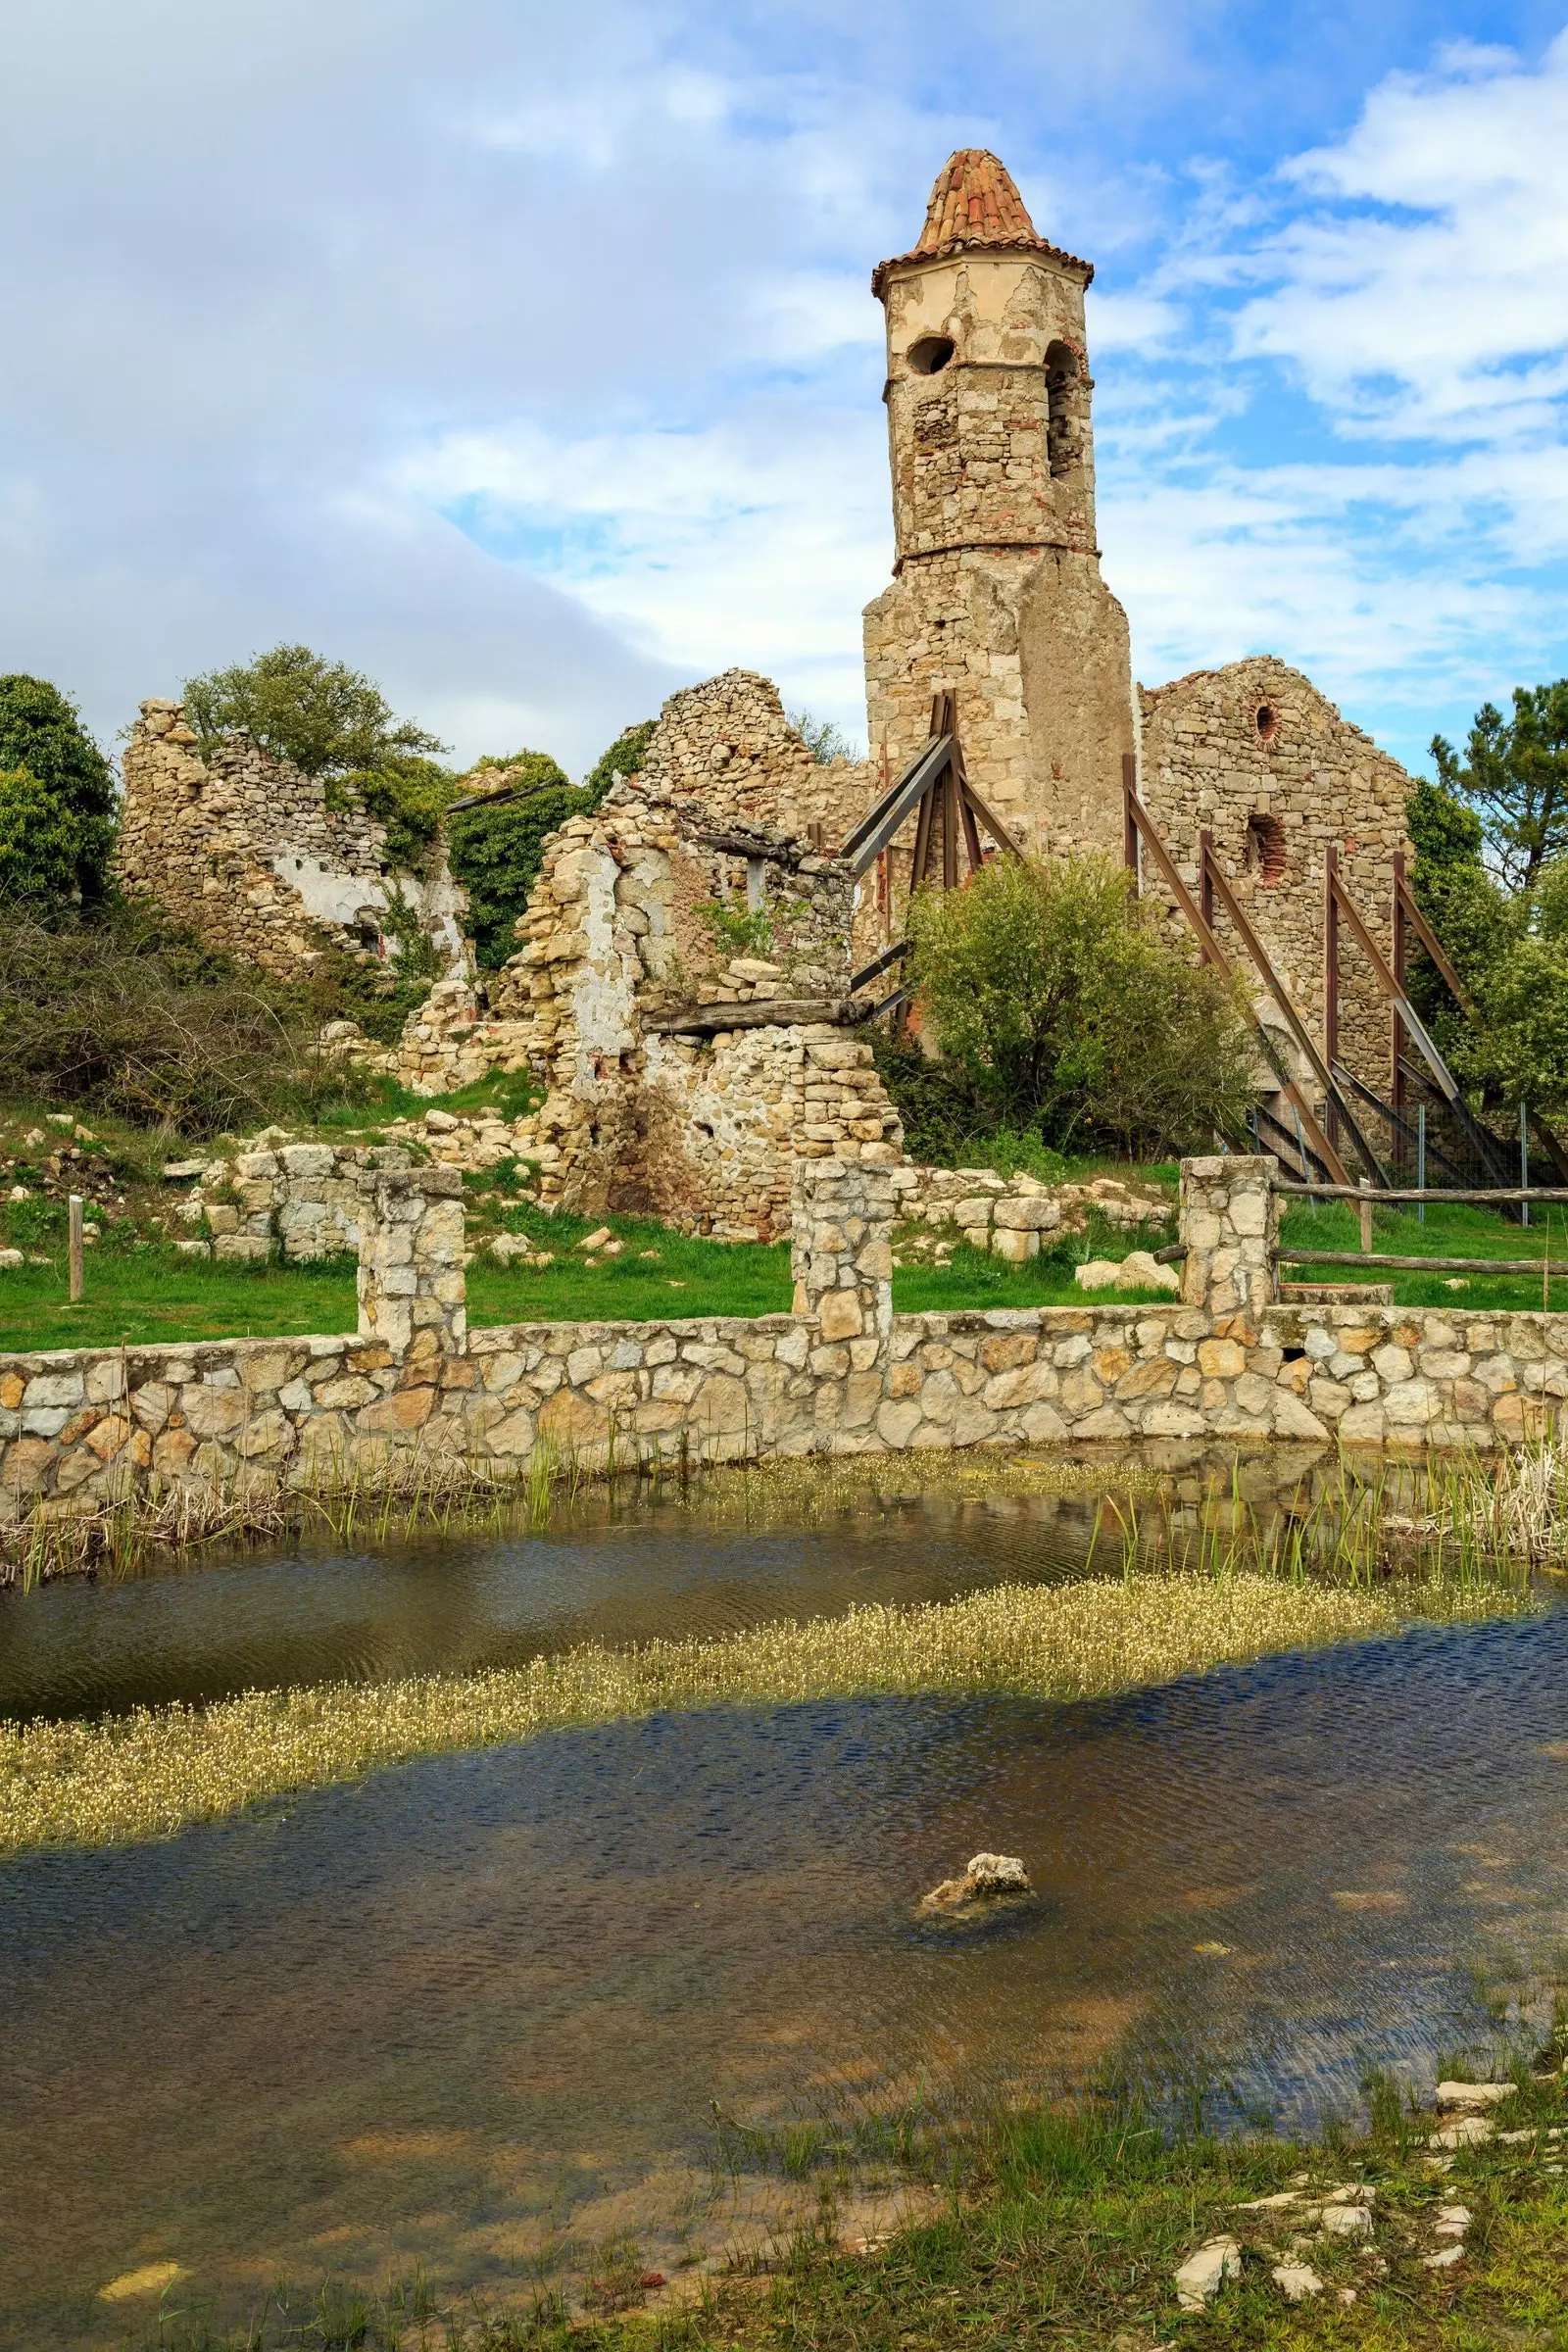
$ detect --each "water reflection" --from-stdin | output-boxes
[0,1467,1565,2347]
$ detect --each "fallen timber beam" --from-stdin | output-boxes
[644,997,872,1035]
[1279,1249,1568,1276]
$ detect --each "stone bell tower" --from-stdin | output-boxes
[863,150,1134,856]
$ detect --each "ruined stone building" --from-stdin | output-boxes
[487,669,902,1236]
[858,148,1411,1117]
[117,700,469,977]
[116,149,1419,1222]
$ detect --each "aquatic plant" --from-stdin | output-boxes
[0,1568,1536,1857]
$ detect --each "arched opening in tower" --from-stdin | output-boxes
[1045,342,1082,479]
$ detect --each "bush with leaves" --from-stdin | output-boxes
[787,709,856,763]
[901,854,1257,1159]
[0,674,118,905]
[0,769,87,908]
[0,900,375,1136]
[182,644,446,777]
[446,753,580,968]
[583,718,655,802]
[341,758,457,871]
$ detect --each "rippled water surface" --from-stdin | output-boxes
[2,1470,1567,2349]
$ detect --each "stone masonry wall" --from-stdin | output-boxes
[116,699,468,980]
[1139,658,1412,1107]
[479,709,903,1234]
[2,1158,1564,1521]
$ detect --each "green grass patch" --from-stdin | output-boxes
[1281,1194,1568,1310]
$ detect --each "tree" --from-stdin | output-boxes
[0,674,118,903]
[0,770,84,908]
[445,751,582,968]
[182,644,446,777]
[344,759,457,871]
[904,854,1257,1157]
[787,709,855,764]
[1431,680,1568,890]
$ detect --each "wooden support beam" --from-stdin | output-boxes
[1121,791,1351,1188]
[1200,840,1388,1188]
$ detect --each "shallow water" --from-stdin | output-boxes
[1,1476,1567,2348]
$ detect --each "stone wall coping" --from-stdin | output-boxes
[0,1332,354,1375]
[9,1295,1568,1378]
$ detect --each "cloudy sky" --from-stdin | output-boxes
[6,1,1568,779]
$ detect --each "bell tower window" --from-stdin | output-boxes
[1046,341,1082,478]
[906,334,956,375]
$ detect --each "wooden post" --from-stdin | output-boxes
[1391,850,1407,1158]
[1199,831,1213,965]
[1358,1178,1373,1255]
[1325,844,1340,1153]
[1121,752,1139,892]
[68,1193,84,1303]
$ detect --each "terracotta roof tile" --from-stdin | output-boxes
[872,150,1093,299]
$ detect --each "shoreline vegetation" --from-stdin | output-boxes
[99,2082,1568,2352]
[0,1567,1541,1858]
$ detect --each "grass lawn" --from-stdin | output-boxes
[1280,1194,1568,1311]
[1,1187,1562,1357]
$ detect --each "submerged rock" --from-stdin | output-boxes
[917,1850,1032,1920]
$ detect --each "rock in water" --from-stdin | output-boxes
[917,1851,1032,1919]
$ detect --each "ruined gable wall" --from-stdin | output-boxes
[484,676,902,1236]
[634,667,873,852]
[1138,658,1412,1102]
[116,698,467,980]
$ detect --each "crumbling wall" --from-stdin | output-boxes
[116,699,467,979]
[1138,658,1412,1103]
[481,682,903,1234]
[636,668,873,852]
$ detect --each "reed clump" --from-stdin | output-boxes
[0,1569,1535,1858]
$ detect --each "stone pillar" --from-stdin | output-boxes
[790,1155,894,1345]
[357,1165,467,1362]
[1179,1154,1279,1316]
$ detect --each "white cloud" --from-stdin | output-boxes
[1233,30,1568,439]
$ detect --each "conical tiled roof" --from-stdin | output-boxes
[871,150,1092,299]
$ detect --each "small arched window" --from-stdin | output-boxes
[1245,812,1287,886]
[1045,341,1082,478]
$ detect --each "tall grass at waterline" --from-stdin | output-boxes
[0,1568,1541,1857]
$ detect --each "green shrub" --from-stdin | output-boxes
[0,768,86,908]
[0,900,379,1136]
[583,719,655,802]
[903,853,1257,1158]
[182,644,446,777]
[343,758,458,871]
[0,675,117,904]
[447,754,583,969]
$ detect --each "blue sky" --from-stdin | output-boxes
[7,1,1568,777]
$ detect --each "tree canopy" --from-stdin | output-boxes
[0,674,118,906]
[1431,679,1568,890]
[902,853,1257,1159]
[182,645,447,778]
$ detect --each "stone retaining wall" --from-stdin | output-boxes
[1,1155,1560,1518]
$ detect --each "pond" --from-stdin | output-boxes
[1,1459,1566,2347]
